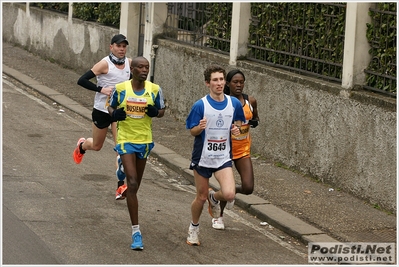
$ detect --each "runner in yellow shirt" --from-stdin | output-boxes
[108,56,165,250]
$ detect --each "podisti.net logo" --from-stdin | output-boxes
[308,242,395,264]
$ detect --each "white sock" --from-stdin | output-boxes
[132,225,140,235]
[190,222,199,228]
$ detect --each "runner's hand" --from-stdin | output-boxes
[248,119,259,128]
[112,107,126,121]
[146,105,159,117]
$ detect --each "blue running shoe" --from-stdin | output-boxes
[116,155,126,181]
[130,232,144,250]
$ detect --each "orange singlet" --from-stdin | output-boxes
[231,99,253,160]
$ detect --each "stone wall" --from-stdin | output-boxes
[154,40,396,212]
[2,3,396,211]
[2,3,131,74]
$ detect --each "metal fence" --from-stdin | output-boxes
[364,5,397,97]
[164,3,231,55]
[164,2,396,97]
[248,3,346,83]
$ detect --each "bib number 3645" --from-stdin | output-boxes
[207,142,226,151]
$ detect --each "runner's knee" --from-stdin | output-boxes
[223,191,236,202]
[91,143,103,151]
[126,179,139,193]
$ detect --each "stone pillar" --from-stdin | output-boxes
[342,2,373,89]
[120,2,141,57]
[68,2,73,23]
[25,2,30,16]
[143,3,168,80]
[229,3,251,66]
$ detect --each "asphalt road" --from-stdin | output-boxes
[2,74,309,264]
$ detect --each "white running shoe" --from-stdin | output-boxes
[186,225,200,246]
[226,199,235,210]
[212,217,225,230]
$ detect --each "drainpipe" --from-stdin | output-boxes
[150,45,158,82]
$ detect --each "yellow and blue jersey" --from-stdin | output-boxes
[109,80,165,145]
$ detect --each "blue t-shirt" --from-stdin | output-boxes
[186,94,245,165]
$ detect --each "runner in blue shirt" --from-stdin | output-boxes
[185,64,245,246]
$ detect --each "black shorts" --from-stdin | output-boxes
[92,108,116,129]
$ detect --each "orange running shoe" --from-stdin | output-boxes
[115,184,127,200]
[73,137,86,164]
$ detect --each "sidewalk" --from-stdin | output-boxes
[2,42,396,245]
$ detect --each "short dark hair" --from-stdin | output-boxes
[131,56,149,68]
[203,65,226,82]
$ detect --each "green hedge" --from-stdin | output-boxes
[32,2,120,27]
[32,3,69,13]
[366,3,396,94]
[202,3,346,81]
[248,3,346,81]
[205,3,233,52]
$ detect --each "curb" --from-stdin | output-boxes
[3,64,338,245]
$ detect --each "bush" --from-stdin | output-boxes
[97,3,121,27]
[72,3,97,22]
[32,3,121,27]
[366,3,396,94]
[248,3,346,81]
[31,2,69,13]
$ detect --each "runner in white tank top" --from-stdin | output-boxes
[198,95,234,168]
[94,56,130,113]
[185,65,245,246]
[73,34,132,201]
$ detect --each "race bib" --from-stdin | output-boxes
[126,97,147,118]
[206,136,227,152]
